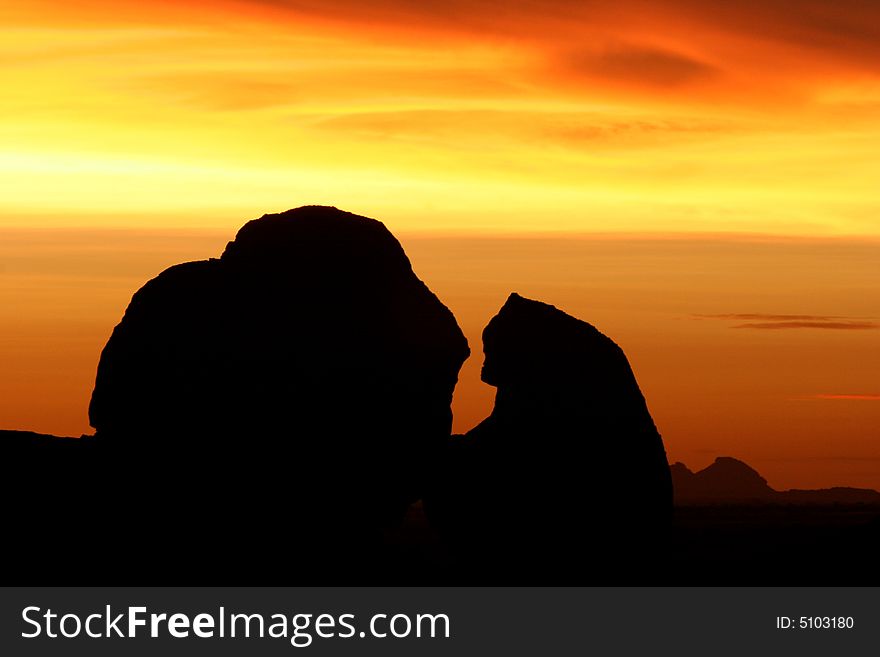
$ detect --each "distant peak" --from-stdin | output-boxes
[670,461,694,475]
[703,456,768,480]
[712,455,750,466]
[672,455,880,505]
[709,456,761,472]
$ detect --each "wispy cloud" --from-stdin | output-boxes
[696,313,850,321]
[693,313,878,330]
[811,393,880,401]
[566,44,720,88]
[732,321,878,329]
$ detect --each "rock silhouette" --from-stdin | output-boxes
[672,457,773,503]
[93,206,469,570]
[673,457,880,505]
[426,293,673,578]
[6,206,470,578]
[3,211,879,584]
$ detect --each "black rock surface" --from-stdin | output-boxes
[0,430,102,569]
[426,293,673,579]
[6,206,470,579]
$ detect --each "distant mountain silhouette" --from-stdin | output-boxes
[671,457,774,502]
[672,457,880,505]
[426,293,673,578]
[4,206,470,578]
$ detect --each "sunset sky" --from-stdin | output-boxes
[1,0,878,488]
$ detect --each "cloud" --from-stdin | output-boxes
[696,313,847,321]
[759,454,880,462]
[132,74,303,111]
[231,0,880,110]
[811,394,880,401]
[693,313,878,330]
[567,45,718,87]
[663,0,880,68]
[732,321,878,330]
[313,109,730,151]
[246,0,880,70]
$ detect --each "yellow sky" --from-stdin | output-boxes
[2,0,879,234]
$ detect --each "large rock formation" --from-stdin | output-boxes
[84,206,469,572]
[427,293,672,579]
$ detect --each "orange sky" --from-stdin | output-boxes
[3,0,880,233]
[1,1,878,488]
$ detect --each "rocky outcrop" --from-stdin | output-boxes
[427,293,673,577]
[672,457,773,503]
[83,206,469,573]
[672,457,880,505]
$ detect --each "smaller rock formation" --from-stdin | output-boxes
[426,293,673,579]
[672,456,880,505]
[672,457,774,503]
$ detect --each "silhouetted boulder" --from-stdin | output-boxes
[85,206,469,571]
[427,293,672,578]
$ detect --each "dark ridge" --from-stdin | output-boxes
[0,429,81,443]
[780,487,880,505]
[672,456,880,505]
